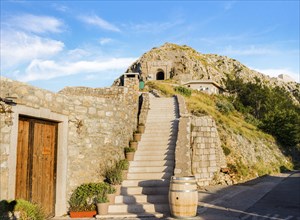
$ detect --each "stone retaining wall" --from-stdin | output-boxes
[174,94,226,186]
[191,116,226,186]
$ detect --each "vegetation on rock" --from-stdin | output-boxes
[146,81,294,181]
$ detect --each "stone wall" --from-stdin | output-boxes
[138,93,150,125]
[191,116,226,186]
[0,77,139,215]
[173,95,192,177]
[173,94,226,186]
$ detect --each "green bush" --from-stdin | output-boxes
[216,100,234,114]
[115,159,129,170]
[68,182,110,211]
[221,145,231,156]
[174,86,192,97]
[14,199,45,220]
[104,166,123,185]
[124,147,135,153]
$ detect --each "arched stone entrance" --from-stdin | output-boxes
[156,71,165,80]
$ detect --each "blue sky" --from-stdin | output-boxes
[1,0,299,92]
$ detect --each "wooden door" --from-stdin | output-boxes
[15,117,58,217]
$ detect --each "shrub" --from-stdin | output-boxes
[216,99,234,114]
[124,147,135,153]
[174,86,192,97]
[116,159,129,170]
[69,182,109,211]
[104,166,123,185]
[221,145,231,156]
[13,199,45,220]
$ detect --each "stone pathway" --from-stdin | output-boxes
[96,95,179,219]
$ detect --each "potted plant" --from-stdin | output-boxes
[68,183,97,218]
[116,159,129,180]
[104,166,123,195]
[105,184,117,205]
[124,147,136,161]
[95,192,109,215]
[138,123,145,133]
[129,139,138,150]
[133,131,142,141]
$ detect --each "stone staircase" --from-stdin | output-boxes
[97,95,179,218]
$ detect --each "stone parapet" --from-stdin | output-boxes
[138,93,149,125]
[174,95,192,177]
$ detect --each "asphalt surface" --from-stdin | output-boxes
[197,171,300,220]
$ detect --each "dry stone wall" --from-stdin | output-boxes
[0,77,139,209]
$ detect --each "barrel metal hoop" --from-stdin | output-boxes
[171,215,197,219]
[171,182,197,185]
[169,189,198,192]
[171,176,196,181]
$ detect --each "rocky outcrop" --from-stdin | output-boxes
[126,43,299,102]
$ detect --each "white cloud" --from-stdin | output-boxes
[99,38,113,45]
[80,15,120,32]
[0,30,64,69]
[8,14,64,34]
[254,68,299,82]
[18,57,137,82]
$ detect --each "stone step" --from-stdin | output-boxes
[122,179,170,187]
[134,154,175,161]
[134,150,174,156]
[127,172,172,180]
[140,138,177,143]
[96,212,165,219]
[137,145,175,150]
[129,166,173,173]
[121,186,169,195]
[130,160,174,167]
[108,203,169,213]
[115,194,168,204]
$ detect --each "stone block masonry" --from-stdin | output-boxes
[174,95,226,186]
[191,116,226,186]
[0,77,139,215]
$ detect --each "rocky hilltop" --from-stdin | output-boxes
[126,43,299,101]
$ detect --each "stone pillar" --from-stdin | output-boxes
[123,73,140,91]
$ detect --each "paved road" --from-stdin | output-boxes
[197,171,300,220]
[240,171,300,220]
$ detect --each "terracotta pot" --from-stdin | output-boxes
[107,193,116,205]
[69,210,97,218]
[125,152,135,161]
[97,203,109,215]
[134,133,142,141]
[129,141,138,150]
[138,125,145,133]
[113,184,121,195]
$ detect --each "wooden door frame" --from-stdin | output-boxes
[8,106,68,216]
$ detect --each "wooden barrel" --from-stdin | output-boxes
[169,176,198,218]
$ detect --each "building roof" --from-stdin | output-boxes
[183,80,222,88]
